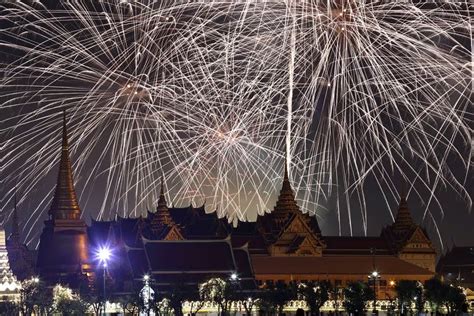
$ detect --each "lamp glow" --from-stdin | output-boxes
[97,246,112,264]
[231,273,238,280]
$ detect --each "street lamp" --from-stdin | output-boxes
[97,246,112,316]
[230,273,238,281]
[369,271,380,314]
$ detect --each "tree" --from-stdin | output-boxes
[259,281,296,316]
[233,289,260,316]
[298,281,330,315]
[445,286,466,315]
[20,279,53,315]
[414,283,426,314]
[425,278,444,314]
[166,282,203,316]
[343,281,374,316]
[52,284,88,315]
[395,280,418,315]
[425,278,466,315]
[200,277,236,316]
[154,297,173,316]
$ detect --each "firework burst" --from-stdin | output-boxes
[0,0,471,246]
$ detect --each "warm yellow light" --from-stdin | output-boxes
[390,280,395,286]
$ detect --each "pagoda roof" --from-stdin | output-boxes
[323,236,392,255]
[438,246,474,267]
[251,254,434,277]
[142,237,236,273]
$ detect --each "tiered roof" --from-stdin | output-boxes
[48,111,82,221]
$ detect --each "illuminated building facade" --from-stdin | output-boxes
[35,115,436,300]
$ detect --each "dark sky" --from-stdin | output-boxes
[1,0,472,252]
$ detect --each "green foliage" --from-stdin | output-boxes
[52,284,88,315]
[258,281,297,316]
[55,298,89,315]
[395,280,418,314]
[116,292,141,315]
[20,279,53,315]
[166,282,202,316]
[444,285,466,314]
[200,277,237,316]
[424,278,466,315]
[298,280,330,315]
[343,281,374,315]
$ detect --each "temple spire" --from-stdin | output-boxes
[392,186,415,233]
[48,111,81,221]
[10,195,20,243]
[154,177,173,226]
[272,154,299,218]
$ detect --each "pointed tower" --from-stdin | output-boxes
[391,194,416,236]
[36,112,91,287]
[9,196,20,245]
[48,111,81,221]
[381,187,437,272]
[149,178,183,240]
[259,156,325,256]
[6,197,35,281]
[155,178,173,226]
[274,161,299,213]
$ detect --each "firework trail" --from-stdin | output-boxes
[0,0,471,246]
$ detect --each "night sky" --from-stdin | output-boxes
[1,0,472,252]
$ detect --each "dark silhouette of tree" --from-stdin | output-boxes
[298,280,330,315]
[343,281,374,316]
[258,281,296,316]
[425,278,466,315]
[445,286,466,315]
[116,293,141,316]
[200,277,237,316]
[166,282,203,316]
[20,279,53,315]
[233,290,259,316]
[425,278,444,314]
[395,280,418,314]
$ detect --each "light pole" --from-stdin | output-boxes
[97,246,111,316]
[369,271,380,314]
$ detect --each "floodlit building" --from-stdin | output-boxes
[36,114,436,302]
[231,164,436,299]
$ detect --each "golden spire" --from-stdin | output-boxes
[48,111,81,220]
[272,153,299,218]
[154,177,173,226]
[392,183,415,233]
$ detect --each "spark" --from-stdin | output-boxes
[0,1,471,247]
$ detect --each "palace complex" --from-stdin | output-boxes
[12,113,441,302]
